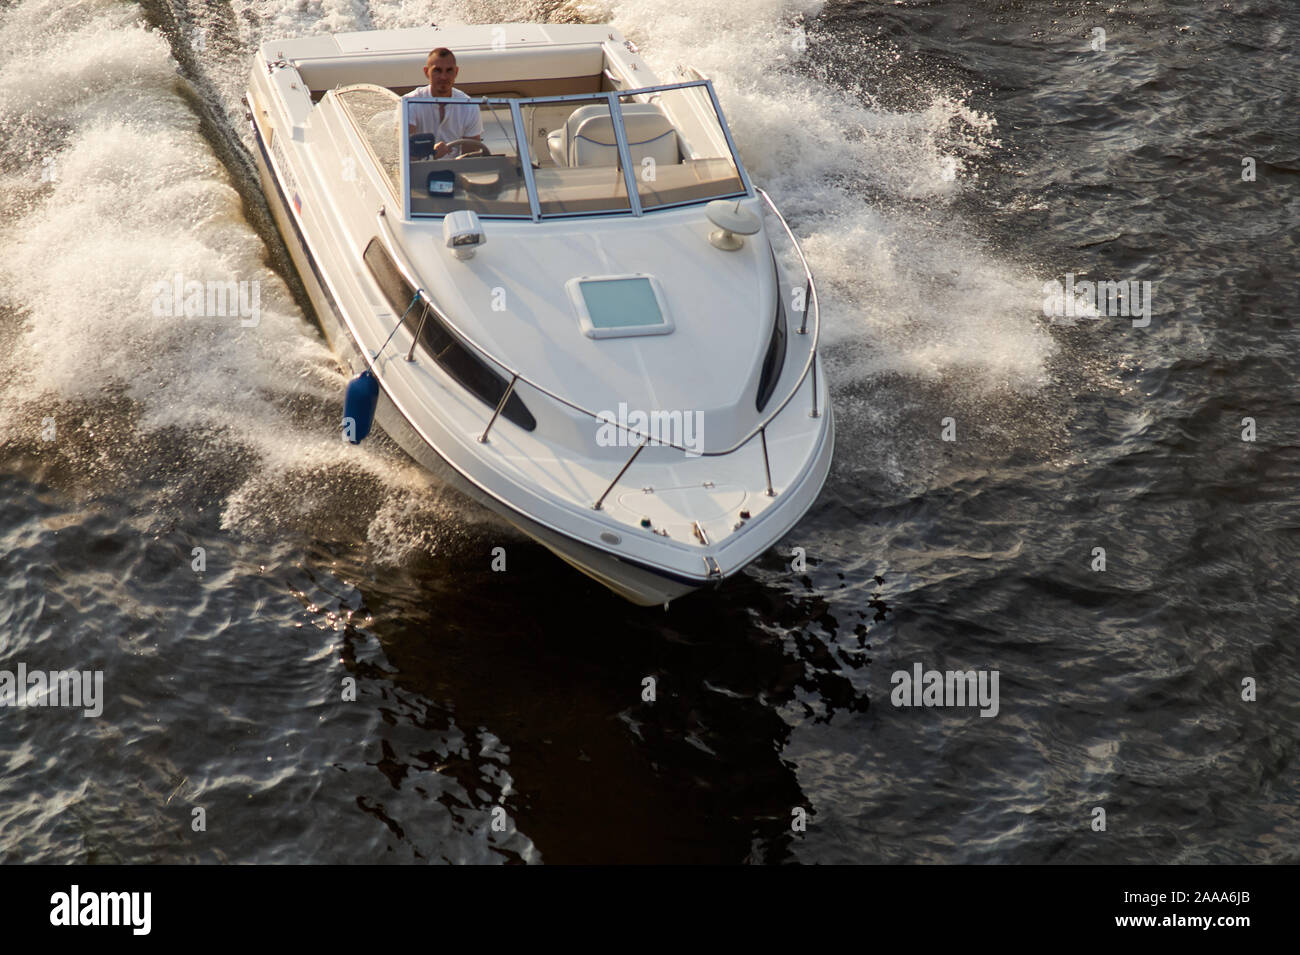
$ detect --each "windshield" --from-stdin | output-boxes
[335,84,404,194]
[618,86,745,210]
[405,97,532,217]
[530,96,632,215]
[400,81,749,219]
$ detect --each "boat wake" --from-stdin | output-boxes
[0,0,1055,562]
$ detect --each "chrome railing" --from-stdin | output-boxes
[373,186,822,502]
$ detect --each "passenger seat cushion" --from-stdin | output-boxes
[547,128,568,166]
[560,103,680,168]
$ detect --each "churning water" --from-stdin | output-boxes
[0,0,1296,862]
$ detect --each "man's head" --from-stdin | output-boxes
[423,48,458,96]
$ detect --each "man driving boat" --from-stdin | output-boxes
[403,47,484,158]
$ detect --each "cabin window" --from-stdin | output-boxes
[756,258,788,412]
[362,238,536,431]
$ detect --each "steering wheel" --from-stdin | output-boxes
[411,134,491,159]
[445,138,491,158]
[410,135,491,160]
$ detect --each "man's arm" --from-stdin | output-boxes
[408,104,482,158]
[446,109,483,158]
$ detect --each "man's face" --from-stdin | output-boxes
[424,56,458,96]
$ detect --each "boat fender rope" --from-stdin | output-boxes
[343,293,422,444]
[373,292,423,362]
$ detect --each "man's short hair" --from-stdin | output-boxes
[426,47,456,68]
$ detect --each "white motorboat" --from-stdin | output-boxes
[245,23,833,606]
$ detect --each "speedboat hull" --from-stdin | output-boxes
[252,119,793,605]
[245,23,834,606]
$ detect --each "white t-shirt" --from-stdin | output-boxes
[401,86,484,148]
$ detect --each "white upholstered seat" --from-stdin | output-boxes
[546,103,679,168]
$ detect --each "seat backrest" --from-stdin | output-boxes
[565,103,679,168]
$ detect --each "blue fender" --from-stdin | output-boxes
[343,370,379,444]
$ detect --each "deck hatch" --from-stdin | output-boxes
[567,274,674,339]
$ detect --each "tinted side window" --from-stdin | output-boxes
[363,238,536,431]
[756,256,788,412]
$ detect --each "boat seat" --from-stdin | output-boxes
[546,103,679,169]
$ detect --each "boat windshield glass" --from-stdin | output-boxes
[400,82,749,219]
[335,84,404,194]
[404,97,532,217]
[530,96,632,216]
[618,87,746,210]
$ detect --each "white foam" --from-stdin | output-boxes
[589,0,1051,391]
[0,0,441,556]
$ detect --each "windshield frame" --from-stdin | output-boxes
[399,79,753,222]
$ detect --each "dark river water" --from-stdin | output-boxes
[0,0,1296,863]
